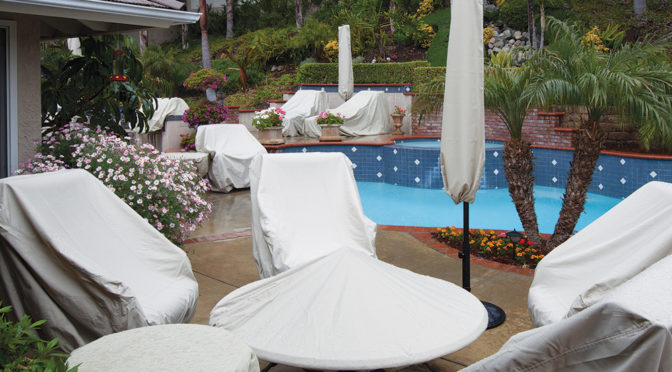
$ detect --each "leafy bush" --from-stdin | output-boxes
[183,68,227,91]
[423,7,451,66]
[182,99,228,127]
[499,0,531,30]
[296,61,429,84]
[141,45,196,97]
[223,73,295,109]
[252,107,285,129]
[0,302,76,371]
[180,132,196,152]
[17,124,212,245]
[412,66,445,87]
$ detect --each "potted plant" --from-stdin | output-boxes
[182,99,228,127]
[252,107,286,145]
[316,112,345,142]
[391,105,405,135]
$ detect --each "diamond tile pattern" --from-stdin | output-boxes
[279,140,672,198]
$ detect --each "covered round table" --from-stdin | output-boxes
[68,324,260,372]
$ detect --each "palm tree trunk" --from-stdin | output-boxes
[547,118,605,249]
[226,0,234,40]
[295,0,303,28]
[503,138,545,250]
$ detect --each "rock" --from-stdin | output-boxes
[494,40,504,48]
[502,45,511,52]
[514,31,522,40]
[508,38,515,44]
[522,32,530,39]
[501,29,512,38]
[489,37,496,44]
[514,40,522,46]
[277,65,284,71]
[525,40,531,46]
[270,65,277,72]
[493,47,502,52]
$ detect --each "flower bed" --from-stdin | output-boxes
[17,124,211,246]
[433,226,545,268]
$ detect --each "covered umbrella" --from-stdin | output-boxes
[440,0,504,328]
[338,25,354,101]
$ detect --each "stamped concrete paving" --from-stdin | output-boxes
[186,190,534,371]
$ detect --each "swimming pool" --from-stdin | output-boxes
[356,181,619,233]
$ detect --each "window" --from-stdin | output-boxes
[0,21,17,179]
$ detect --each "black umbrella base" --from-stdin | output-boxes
[483,301,506,329]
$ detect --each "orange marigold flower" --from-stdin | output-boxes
[516,252,523,257]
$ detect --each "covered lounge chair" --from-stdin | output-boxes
[280,90,328,137]
[209,153,487,370]
[0,169,198,352]
[528,181,672,327]
[302,90,393,137]
[195,124,267,193]
[463,254,672,371]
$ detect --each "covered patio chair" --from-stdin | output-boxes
[195,124,267,193]
[209,153,487,370]
[302,90,393,137]
[280,90,328,137]
[463,253,672,371]
[528,181,672,327]
[0,169,198,352]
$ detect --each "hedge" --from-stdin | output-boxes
[296,61,430,84]
[412,67,445,87]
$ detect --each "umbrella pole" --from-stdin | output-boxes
[462,202,507,329]
[462,202,471,292]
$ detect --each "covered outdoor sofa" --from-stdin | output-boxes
[0,169,198,352]
[302,90,393,137]
[280,90,328,137]
[209,153,487,370]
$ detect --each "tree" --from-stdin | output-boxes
[41,36,156,136]
[484,51,545,248]
[295,0,304,28]
[527,18,672,249]
[226,0,234,39]
[634,0,647,16]
[199,0,216,101]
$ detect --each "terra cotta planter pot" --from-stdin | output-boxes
[257,126,285,145]
[391,114,405,135]
[319,124,342,142]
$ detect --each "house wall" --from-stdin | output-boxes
[0,13,41,168]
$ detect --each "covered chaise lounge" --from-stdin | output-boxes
[0,169,199,352]
[209,153,487,370]
[302,91,393,137]
[280,90,329,137]
[195,124,267,193]
[528,181,672,327]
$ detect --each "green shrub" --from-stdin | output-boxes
[0,302,76,371]
[141,45,196,97]
[500,0,529,30]
[296,61,429,84]
[412,66,445,87]
[423,7,451,66]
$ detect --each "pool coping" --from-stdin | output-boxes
[184,225,535,277]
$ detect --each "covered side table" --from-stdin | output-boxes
[68,324,260,372]
[162,151,210,178]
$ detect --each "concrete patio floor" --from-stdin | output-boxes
[185,190,534,371]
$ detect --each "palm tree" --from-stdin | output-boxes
[528,18,672,250]
[484,51,545,248]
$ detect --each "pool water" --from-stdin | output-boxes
[394,139,502,150]
[356,181,620,233]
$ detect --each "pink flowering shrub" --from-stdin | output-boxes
[183,68,227,91]
[315,112,345,125]
[251,107,286,130]
[182,99,228,127]
[16,124,212,246]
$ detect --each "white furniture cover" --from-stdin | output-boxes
[528,181,672,327]
[338,25,354,101]
[195,124,267,193]
[302,91,393,137]
[463,254,672,371]
[281,90,328,137]
[210,249,488,370]
[69,324,260,372]
[0,170,198,352]
[146,97,190,132]
[248,152,376,278]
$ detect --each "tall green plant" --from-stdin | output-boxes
[141,45,195,97]
[41,36,156,136]
[484,51,545,248]
[527,17,672,249]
